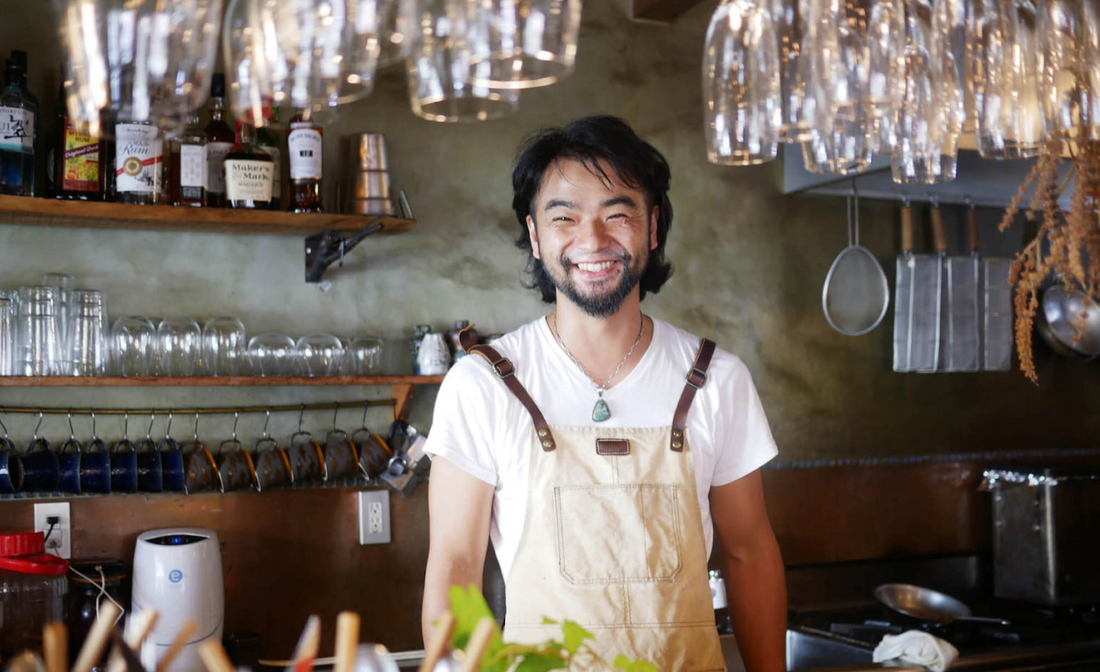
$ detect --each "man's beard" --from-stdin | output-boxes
[543,249,646,318]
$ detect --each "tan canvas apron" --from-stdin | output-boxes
[463,331,726,672]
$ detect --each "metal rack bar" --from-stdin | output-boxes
[0,399,394,416]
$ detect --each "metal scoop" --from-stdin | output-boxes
[822,193,890,336]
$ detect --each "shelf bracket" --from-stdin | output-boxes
[304,219,384,283]
[391,383,415,421]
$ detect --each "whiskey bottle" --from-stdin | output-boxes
[256,104,282,210]
[204,73,234,207]
[286,113,322,212]
[9,50,38,196]
[225,122,274,209]
[47,75,103,200]
[0,58,35,196]
[169,114,207,206]
[114,116,165,205]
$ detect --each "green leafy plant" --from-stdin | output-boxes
[446,585,663,672]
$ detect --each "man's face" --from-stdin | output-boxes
[527,158,659,318]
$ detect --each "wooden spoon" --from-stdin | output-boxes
[106,609,160,672]
[458,619,496,672]
[334,612,361,672]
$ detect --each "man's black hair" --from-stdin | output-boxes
[511,115,673,303]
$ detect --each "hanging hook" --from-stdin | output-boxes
[122,410,129,440]
[361,400,370,427]
[232,409,239,441]
[68,409,76,441]
[91,410,97,439]
[262,409,271,439]
[193,411,200,443]
[165,410,173,439]
[147,410,156,440]
[332,401,340,431]
[34,409,43,440]
[299,404,306,433]
[0,412,8,439]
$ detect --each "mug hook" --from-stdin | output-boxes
[34,409,43,440]
[68,409,76,441]
[361,400,370,427]
[165,410,174,439]
[122,410,129,440]
[0,412,8,439]
[147,410,156,440]
[232,409,239,442]
[299,404,306,433]
[91,410,98,440]
[262,409,271,439]
[332,402,340,431]
[193,411,200,442]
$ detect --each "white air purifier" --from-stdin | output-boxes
[132,528,224,672]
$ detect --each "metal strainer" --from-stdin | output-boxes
[822,194,891,336]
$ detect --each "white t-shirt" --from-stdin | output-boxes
[424,316,778,580]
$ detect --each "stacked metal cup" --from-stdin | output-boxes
[345,134,394,216]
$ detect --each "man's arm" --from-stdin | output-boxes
[422,455,496,644]
[710,469,787,672]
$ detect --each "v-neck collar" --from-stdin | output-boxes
[539,314,659,397]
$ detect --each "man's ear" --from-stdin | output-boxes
[650,206,659,251]
[527,214,541,260]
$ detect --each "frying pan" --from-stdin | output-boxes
[874,584,1010,626]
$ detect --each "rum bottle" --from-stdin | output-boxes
[286,112,322,212]
[204,73,234,207]
[114,116,165,204]
[169,114,207,206]
[225,122,274,209]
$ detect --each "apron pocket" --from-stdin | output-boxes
[554,484,683,585]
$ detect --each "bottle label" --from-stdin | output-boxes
[179,144,206,188]
[0,106,34,152]
[206,141,233,194]
[288,128,323,179]
[115,123,163,194]
[225,159,273,203]
[62,122,100,192]
[261,146,282,196]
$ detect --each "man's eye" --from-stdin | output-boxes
[607,213,628,220]
[552,216,574,223]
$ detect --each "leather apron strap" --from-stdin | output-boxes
[670,338,716,452]
[459,326,556,451]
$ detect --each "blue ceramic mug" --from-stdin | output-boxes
[58,438,83,494]
[23,438,60,493]
[111,438,139,493]
[0,436,25,494]
[80,438,111,494]
[136,437,164,492]
[159,437,185,492]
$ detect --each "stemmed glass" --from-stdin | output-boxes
[295,334,345,376]
[771,0,817,142]
[703,0,781,165]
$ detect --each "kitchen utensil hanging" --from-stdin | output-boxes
[893,201,944,373]
[942,204,981,371]
[822,192,890,336]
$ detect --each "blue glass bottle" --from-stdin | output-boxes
[0,58,35,196]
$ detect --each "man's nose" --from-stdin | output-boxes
[574,216,611,252]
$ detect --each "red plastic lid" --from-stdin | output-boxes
[0,553,69,576]
[0,532,45,557]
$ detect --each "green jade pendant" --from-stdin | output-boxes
[592,397,611,422]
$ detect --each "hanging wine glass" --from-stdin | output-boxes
[1039,0,1089,140]
[467,0,583,90]
[222,0,275,127]
[809,0,868,124]
[55,0,224,137]
[702,0,781,165]
[407,0,520,122]
[801,115,873,175]
[1085,1,1100,139]
[377,0,418,68]
[972,0,1045,159]
[866,0,905,150]
[770,0,817,142]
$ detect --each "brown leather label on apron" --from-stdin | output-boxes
[595,438,630,456]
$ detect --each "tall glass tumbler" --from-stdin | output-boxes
[703,0,781,165]
[67,290,109,376]
[466,0,583,90]
[1039,0,1092,139]
[111,316,157,376]
[771,0,818,142]
[202,317,247,376]
[0,297,16,376]
[16,286,62,376]
[156,317,202,376]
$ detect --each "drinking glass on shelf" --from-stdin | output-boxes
[1039,0,1091,139]
[67,290,109,376]
[247,333,296,376]
[466,0,583,90]
[295,333,345,376]
[156,317,202,376]
[348,335,384,375]
[703,0,781,165]
[17,286,62,376]
[801,116,873,175]
[771,0,818,142]
[0,296,16,376]
[202,317,247,376]
[111,316,157,376]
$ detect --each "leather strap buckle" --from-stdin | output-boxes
[491,358,515,379]
[686,367,707,389]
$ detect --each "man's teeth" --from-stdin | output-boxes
[576,261,615,272]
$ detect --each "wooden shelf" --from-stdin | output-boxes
[0,374,444,387]
[0,194,414,235]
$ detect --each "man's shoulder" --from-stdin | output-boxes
[440,317,545,388]
[652,318,749,381]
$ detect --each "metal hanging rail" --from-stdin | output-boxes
[0,399,394,417]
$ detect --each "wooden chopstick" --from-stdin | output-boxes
[334,612,360,672]
[73,601,121,672]
[106,609,160,672]
[43,623,68,672]
[198,640,236,672]
[155,620,198,672]
[458,618,496,672]
[290,615,322,672]
[417,612,455,672]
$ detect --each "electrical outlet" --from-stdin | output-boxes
[33,502,72,559]
[358,490,390,545]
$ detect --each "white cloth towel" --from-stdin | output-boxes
[872,630,959,672]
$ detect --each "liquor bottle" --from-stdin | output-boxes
[204,73,234,207]
[47,75,103,200]
[225,122,274,209]
[286,112,322,212]
[256,104,282,210]
[113,115,165,205]
[9,50,38,197]
[169,114,207,206]
[0,59,35,196]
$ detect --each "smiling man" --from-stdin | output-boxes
[422,116,786,672]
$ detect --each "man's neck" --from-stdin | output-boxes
[549,291,652,387]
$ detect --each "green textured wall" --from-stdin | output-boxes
[1,1,1097,458]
